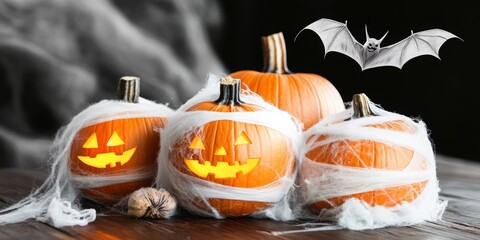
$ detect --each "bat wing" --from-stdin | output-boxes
[364,29,461,70]
[297,18,365,69]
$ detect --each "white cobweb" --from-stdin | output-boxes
[0,73,445,232]
[0,98,172,227]
[156,73,303,220]
[274,96,446,234]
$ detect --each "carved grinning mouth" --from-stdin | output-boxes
[184,158,260,179]
[367,46,376,52]
[78,147,136,168]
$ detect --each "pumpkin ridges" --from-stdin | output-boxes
[287,73,302,120]
[170,77,295,217]
[304,94,428,211]
[374,141,412,169]
[83,179,154,205]
[297,74,320,121]
[70,117,166,173]
[188,101,261,113]
[306,135,418,169]
[171,120,291,216]
[230,32,345,130]
[320,80,346,119]
[177,120,290,188]
[206,199,267,217]
[231,70,345,129]
[70,116,166,205]
[308,181,428,210]
[303,73,345,120]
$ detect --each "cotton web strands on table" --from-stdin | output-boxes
[291,93,446,231]
[0,77,173,227]
[157,74,302,220]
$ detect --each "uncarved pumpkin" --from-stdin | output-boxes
[304,93,427,212]
[169,77,294,217]
[69,77,168,205]
[229,32,345,130]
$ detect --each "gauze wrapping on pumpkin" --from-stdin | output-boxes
[291,93,446,231]
[157,74,302,219]
[0,77,173,227]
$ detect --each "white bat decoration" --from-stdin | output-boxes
[296,18,461,71]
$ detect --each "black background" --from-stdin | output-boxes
[216,0,479,162]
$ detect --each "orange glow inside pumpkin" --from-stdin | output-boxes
[77,131,137,169]
[184,131,260,179]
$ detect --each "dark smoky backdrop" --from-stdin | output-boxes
[0,0,477,168]
[217,0,478,163]
[0,0,224,168]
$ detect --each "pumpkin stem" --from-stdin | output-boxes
[117,76,140,103]
[215,76,243,105]
[262,32,291,74]
[352,93,375,118]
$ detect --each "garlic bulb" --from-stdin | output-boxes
[127,187,177,218]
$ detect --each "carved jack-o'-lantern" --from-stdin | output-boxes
[76,130,136,169]
[69,77,168,205]
[184,132,260,179]
[169,77,295,217]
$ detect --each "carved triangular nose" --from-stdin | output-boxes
[214,146,227,156]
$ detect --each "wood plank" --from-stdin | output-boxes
[411,221,480,240]
[436,155,480,228]
[0,220,76,240]
[0,154,479,239]
[436,155,480,182]
[0,170,76,240]
[0,169,48,204]
[0,201,75,240]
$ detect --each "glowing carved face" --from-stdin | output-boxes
[184,131,260,179]
[77,131,136,168]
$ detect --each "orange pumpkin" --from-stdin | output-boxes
[169,77,294,217]
[303,93,427,212]
[69,77,168,205]
[229,32,345,130]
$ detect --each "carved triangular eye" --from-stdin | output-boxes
[214,146,227,156]
[82,133,98,149]
[189,136,205,150]
[235,131,252,145]
[107,131,125,146]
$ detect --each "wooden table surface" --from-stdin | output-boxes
[0,155,479,240]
